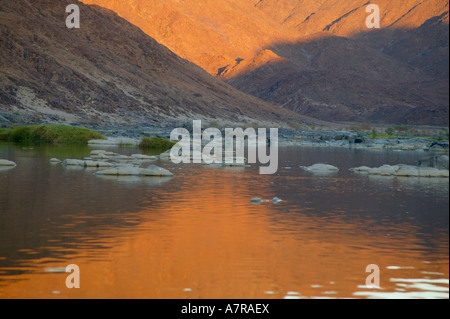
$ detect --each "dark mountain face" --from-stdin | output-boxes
[224,6,449,125]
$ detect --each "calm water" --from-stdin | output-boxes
[0,143,448,299]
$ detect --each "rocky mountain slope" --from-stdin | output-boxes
[82,0,449,125]
[0,0,316,127]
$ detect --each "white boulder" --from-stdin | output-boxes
[418,167,449,178]
[62,159,86,166]
[131,154,158,160]
[368,165,397,176]
[301,163,339,172]
[350,166,371,172]
[395,166,419,177]
[95,165,173,177]
[0,159,16,166]
[84,160,115,168]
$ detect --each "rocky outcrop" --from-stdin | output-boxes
[278,131,450,152]
[301,163,339,172]
[62,159,114,168]
[418,155,449,170]
[351,164,449,178]
[428,142,450,152]
[61,147,175,178]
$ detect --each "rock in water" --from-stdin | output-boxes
[349,166,371,172]
[395,166,419,177]
[368,165,397,176]
[301,164,339,172]
[62,159,86,166]
[95,165,174,177]
[272,197,283,203]
[418,167,449,177]
[84,160,115,168]
[250,197,263,204]
[90,150,107,156]
[131,154,158,160]
[351,163,449,178]
[62,159,114,168]
[0,159,17,166]
[44,267,67,273]
[49,158,62,164]
[140,165,174,176]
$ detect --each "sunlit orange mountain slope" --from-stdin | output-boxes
[82,0,449,125]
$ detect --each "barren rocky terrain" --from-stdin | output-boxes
[81,0,449,125]
[0,0,448,127]
[0,0,318,127]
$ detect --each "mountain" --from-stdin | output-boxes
[82,0,449,125]
[81,0,298,76]
[0,0,316,127]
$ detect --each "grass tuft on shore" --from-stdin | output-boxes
[0,128,10,141]
[139,137,175,151]
[0,124,106,144]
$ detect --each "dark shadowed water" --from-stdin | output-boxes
[0,143,448,299]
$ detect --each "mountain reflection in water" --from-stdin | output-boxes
[0,144,448,298]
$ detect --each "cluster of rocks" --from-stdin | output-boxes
[299,155,449,178]
[350,155,449,178]
[60,149,174,177]
[158,149,248,167]
[88,137,141,146]
[350,164,449,178]
[277,130,449,152]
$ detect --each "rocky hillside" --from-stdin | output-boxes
[0,0,316,127]
[82,0,449,125]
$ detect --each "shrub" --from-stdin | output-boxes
[394,125,408,132]
[0,128,11,141]
[2,124,106,144]
[385,127,394,137]
[370,128,378,139]
[139,137,176,151]
[208,121,220,128]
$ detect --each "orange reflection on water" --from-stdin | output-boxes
[1,167,448,299]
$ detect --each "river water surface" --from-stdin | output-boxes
[0,143,448,299]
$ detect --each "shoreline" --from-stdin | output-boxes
[89,128,449,154]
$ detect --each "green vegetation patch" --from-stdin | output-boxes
[139,137,176,151]
[0,128,10,141]
[0,124,106,145]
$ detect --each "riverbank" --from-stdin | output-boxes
[1,123,448,154]
[88,128,449,154]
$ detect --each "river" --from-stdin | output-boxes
[0,143,448,299]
